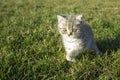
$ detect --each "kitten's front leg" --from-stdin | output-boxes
[66,54,76,62]
[66,50,78,62]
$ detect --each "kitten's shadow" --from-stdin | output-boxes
[76,50,99,61]
[97,33,120,55]
[60,33,120,72]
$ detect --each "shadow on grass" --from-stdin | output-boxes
[59,32,120,76]
[59,60,72,73]
[97,33,120,55]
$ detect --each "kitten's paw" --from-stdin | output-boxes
[99,51,103,56]
[96,51,103,56]
[66,55,76,62]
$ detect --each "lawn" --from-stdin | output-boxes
[0,0,120,80]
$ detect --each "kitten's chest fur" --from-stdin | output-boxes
[62,31,91,53]
[63,38,84,51]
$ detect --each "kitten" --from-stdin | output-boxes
[57,14,101,62]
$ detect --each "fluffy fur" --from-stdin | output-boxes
[57,14,101,62]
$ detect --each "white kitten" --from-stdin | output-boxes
[57,14,101,62]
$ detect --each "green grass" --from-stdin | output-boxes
[0,0,120,79]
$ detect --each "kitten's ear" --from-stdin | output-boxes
[76,14,83,22]
[57,15,67,22]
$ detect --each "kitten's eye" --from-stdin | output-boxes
[63,29,67,32]
[72,29,77,32]
[59,28,66,31]
[61,29,67,34]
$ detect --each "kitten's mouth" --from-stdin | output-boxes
[67,35,73,38]
[68,34,72,37]
[64,38,77,43]
[64,36,77,42]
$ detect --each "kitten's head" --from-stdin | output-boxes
[57,14,84,38]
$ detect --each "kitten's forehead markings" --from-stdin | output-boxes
[67,15,75,31]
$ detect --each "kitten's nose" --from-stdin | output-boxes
[68,32,72,36]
